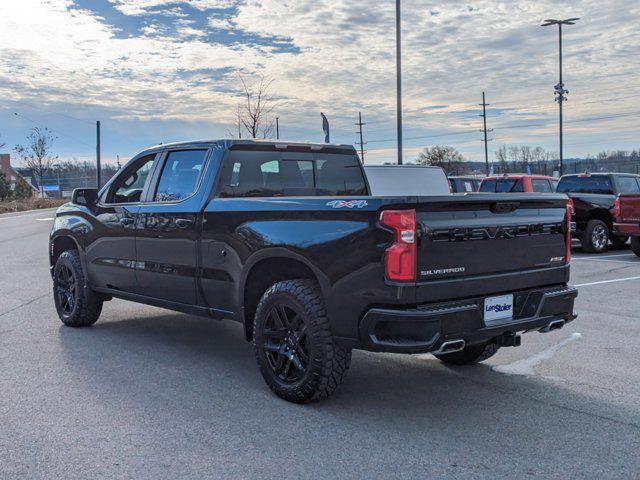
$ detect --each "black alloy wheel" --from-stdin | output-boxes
[253,279,352,403]
[55,263,78,317]
[262,302,310,384]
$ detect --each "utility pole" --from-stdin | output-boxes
[96,120,101,189]
[395,0,403,164]
[479,92,492,175]
[355,112,366,163]
[542,18,579,175]
[276,117,280,139]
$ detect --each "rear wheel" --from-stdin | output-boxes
[253,279,351,403]
[631,237,640,257]
[581,219,609,253]
[53,250,103,327]
[434,341,500,365]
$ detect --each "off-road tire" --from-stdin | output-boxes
[610,235,629,249]
[53,250,103,327]
[434,341,500,365]
[253,279,351,403]
[581,219,609,253]
[631,237,640,257]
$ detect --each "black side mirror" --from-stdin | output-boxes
[72,188,99,207]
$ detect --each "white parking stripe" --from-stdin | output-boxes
[493,332,582,376]
[575,276,640,287]
[35,218,54,222]
[572,258,639,265]
[574,253,636,259]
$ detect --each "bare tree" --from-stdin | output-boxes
[234,75,276,139]
[416,145,465,174]
[14,127,58,194]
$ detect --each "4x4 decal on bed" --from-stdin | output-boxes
[326,200,368,209]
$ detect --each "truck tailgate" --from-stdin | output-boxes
[413,194,569,284]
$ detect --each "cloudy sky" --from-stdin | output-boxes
[0,0,638,165]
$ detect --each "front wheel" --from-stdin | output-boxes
[53,250,103,327]
[631,237,640,257]
[434,341,500,365]
[581,219,609,253]
[253,279,351,403]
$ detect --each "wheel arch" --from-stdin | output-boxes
[50,234,82,277]
[239,249,329,341]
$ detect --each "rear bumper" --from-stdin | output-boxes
[358,285,578,354]
[613,222,640,237]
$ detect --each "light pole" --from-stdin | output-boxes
[541,18,579,176]
[395,0,403,164]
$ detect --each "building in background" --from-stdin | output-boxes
[0,154,38,197]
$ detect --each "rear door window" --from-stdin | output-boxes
[557,176,614,194]
[154,149,207,202]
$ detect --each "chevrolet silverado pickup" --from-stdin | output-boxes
[557,172,640,253]
[50,139,577,403]
[614,194,640,256]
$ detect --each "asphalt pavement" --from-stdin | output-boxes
[0,208,638,479]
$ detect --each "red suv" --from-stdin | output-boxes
[479,174,559,193]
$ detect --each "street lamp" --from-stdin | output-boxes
[396,0,403,165]
[541,17,579,175]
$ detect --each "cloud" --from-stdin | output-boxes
[0,0,638,163]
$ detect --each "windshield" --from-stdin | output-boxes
[556,176,613,194]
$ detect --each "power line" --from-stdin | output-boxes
[10,111,94,148]
[355,112,367,163]
[480,92,492,175]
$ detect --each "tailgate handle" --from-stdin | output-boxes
[491,202,520,214]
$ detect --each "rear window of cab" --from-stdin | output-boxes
[556,176,614,194]
[479,178,524,193]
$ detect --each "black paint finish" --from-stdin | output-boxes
[50,139,576,352]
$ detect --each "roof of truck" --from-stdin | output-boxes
[142,138,356,152]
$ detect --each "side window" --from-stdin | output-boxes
[109,154,156,204]
[154,150,207,202]
[617,176,640,194]
[462,180,475,192]
[479,180,496,192]
[532,179,553,193]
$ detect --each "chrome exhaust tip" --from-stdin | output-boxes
[433,339,466,355]
[539,319,565,333]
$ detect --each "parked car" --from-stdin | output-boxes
[449,175,482,193]
[613,194,640,256]
[479,174,559,193]
[50,139,577,403]
[364,165,450,196]
[557,172,640,253]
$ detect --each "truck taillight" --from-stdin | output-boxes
[567,197,575,217]
[380,209,417,282]
[566,203,572,264]
[614,195,621,220]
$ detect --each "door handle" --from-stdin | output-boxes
[120,217,134,226]
[175,218,194,228]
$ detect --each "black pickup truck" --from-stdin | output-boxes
[557,172,640,253]
[50,140,577,403]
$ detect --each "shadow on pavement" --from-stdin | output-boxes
[55,311,640,478]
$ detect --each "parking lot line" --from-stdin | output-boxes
[572,258,639,265]
[574,275,640,288]
[574,253,637,259]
